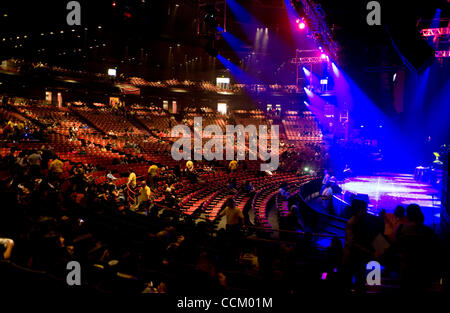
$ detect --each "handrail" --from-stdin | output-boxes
[244,224,344,239]
[127,181,137,207]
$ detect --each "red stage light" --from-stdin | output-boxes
[298,22,306,30]
[296,19,300,24]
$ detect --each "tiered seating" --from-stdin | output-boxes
[1,103,322,223]
[174,169,314,229]
[18,106,95,136]
[232,109,271,129]
[73,107,147,136]
[0,108,30,124]
[250,174,298,228]
[276,180,304,217]
[185,112,227,132]
[135,109,171,133]
[12,106,129,168]
[282,112,323,141]
[201,172,257,221]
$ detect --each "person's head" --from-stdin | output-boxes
[129,168,134,174]
[350,199,367,216]
[406,204,424,224]
[225,197,235,209]
[393,205,405,219]
[289,205,299,217]
[195,251,217,278]
[330,236,342,249]
[303,232,313,244]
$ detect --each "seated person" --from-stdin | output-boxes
[0,238,14,260]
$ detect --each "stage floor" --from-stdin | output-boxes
[338,172,441,226]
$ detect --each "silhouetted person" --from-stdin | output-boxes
[396,204,440,293]
[342,200,373,294]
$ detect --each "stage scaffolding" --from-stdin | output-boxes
[291,49,323,93]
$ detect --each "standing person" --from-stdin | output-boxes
[279,182,289,200]
[228,178,237,193]
[342,200,374,294]
[321,169,331,193]
[241,180,255,226]
[135,180,151,212]
[279,204,304,241]
[185,161,198,183]
[396,204,440,293]
[127,168,137,189]
[219,198,244,233]
[127,168,137,206]
[228,160,238,173]
[321,182,335,215]
[49,157,64,180]
[382,205,409,243]
[28,150,42,177]
[147,164,159,189]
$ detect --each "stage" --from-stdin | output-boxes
[337,172,441,227]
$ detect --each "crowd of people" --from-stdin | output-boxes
[0,143,335,295]
[0,102,447,295]
[341,200,442,294]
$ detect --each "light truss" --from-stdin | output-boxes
[291,57,322,64]
[435,50,450,58]
[420,27,450,37]
[294,0,337,60]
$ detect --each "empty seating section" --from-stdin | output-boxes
[73,107,147,136]
[0,108,30,124]
[282,112,323,141]
[185,112,227,132]
[232,109,271,130]
[137,111,170,133]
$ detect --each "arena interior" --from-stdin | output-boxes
[0,0,449,302]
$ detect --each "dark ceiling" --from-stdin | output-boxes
[0,0,447,84]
